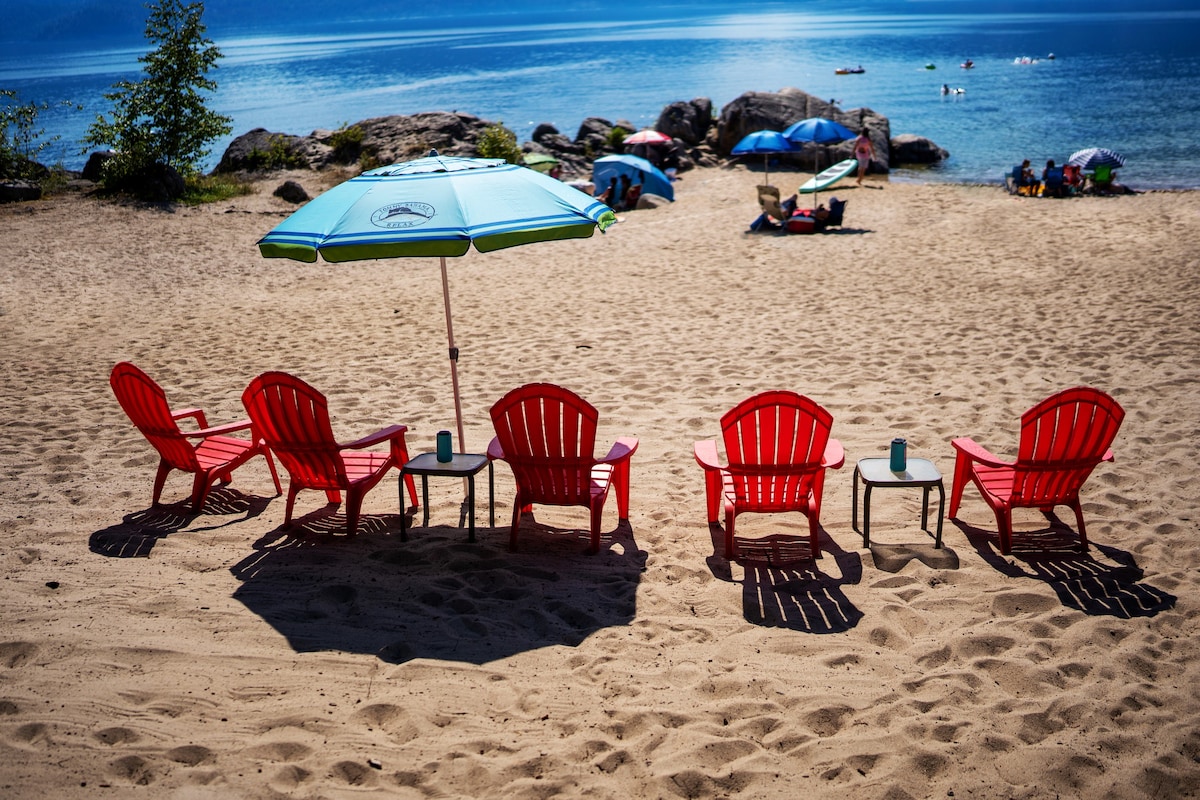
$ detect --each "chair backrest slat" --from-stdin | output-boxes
[243,372,346,490]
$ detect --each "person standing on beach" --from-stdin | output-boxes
[854,128,874,186]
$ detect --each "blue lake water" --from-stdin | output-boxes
[4,3,1199,188]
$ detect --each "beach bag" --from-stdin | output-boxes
[786,212,815,235]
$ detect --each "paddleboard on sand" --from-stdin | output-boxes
[799,158,858,194]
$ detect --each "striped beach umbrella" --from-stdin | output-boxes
[1067,147,1126,169]
[258,151,616,454]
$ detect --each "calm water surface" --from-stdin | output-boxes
[4,6,1198,188]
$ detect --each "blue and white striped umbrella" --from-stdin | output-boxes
[258,151,616,453]
[1067,147,1126,170]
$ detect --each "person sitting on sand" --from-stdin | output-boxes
[596,177,617,207]
[1017,159,1041,196]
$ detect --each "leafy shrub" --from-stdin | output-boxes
[83,0,231,198]
[245,135,306,171]
[328,122,364,163]
[476,123,522,164]
[1,89,77,181]
[606,126,629,149]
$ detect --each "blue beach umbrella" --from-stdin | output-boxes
[1066,147,1126,170]
[782,117,857,146]
[258,151,616,453]
[592,154,675,202]
[731,130,794,184]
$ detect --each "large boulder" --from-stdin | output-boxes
[717,89,893,172]
[890,133,949,165]
[81,150,116,181]
[0,181,42,203]
[655,98,712,146]
[213,128,307,173]
[348,111,496,167]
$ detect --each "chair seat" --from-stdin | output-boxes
[193,434,261,471]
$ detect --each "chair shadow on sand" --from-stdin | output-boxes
[953,515,1176,618]
[89,486,275,558]
[228,510,647,665]
[705,525,864,633]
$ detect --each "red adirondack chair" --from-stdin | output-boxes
[694,391,845,560]
[949,386,1125,554]
[110,362,280,512]
[241,372,418,536]
[488,383,638,554]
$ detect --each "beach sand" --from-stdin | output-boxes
[2,167,1199,799]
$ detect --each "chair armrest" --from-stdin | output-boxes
[341,424,408,450]
[693,439,724,471]
[486,437,505,461]
[598,436,638,465]
[172,407,208,428]
[822,438,846,470]
[182,418,253,438]
[950,436,1011,467]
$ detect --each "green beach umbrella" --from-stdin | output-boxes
[258,151,616,454]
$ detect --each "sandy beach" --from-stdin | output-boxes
[2,166,1199,799]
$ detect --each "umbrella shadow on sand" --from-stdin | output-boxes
[229,514,646,664]
[89,486,275,558]
[704,526,865,633]
[952,517,1176,618]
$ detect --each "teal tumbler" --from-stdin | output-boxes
[436,430,453,462]
[889,437,907,472]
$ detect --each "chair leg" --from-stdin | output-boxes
[1070,500,1090,552]
[613,461,632,519]
[995,507,1014,554]
[723,507,737,560]
[190,472,215,513]
[704,470,721,523]
[807,497,822,559]
[152,460,173,506]
[509,491,524,551]
[283,484,300,528]
[949,452,971,518]
[262,451,282,495]
[345,488,364,536]
[589,500,604,555]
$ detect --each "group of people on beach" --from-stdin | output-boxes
[595,172,643,211]
[1012,158,1132,197]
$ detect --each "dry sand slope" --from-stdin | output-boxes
[1,167,1199,799]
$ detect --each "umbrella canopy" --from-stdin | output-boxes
[782,117,856,145]
[258,151,616,454]
[592,154,674,202]
[623,129,672,145]
[522,152,560,173]
[1067,147,1126,170]
[732,130,794,184]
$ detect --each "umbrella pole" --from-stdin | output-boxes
[440,256,470,498]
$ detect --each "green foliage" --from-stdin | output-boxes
[83,0,231,196]
[179,172,253,204]
[606,126,630,149]
[1,89,77,181]
[328,122,364,163]
[245,134,306,171]
[476,123,522,164]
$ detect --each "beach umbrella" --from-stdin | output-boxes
[257,151,616,455]
[623,129,672,145]
[782,117,856,146]
[731,130,794,184]
[592,154,674,202]
[1067,147,1126,170]
[521,152,559,173]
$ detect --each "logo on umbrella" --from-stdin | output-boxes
[371,202,436,229]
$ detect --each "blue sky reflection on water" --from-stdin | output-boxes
[3,5,1198,187]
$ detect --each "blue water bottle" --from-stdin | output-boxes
[436,430,453,462]
[889,437,907,472]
